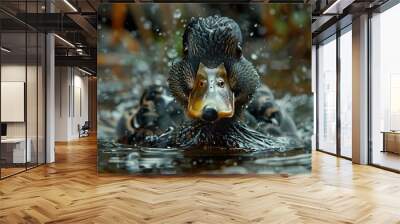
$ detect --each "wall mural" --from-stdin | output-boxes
[97,3,312,175]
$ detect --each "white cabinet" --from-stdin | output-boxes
[1,138,32,163]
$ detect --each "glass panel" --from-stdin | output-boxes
[26,1,39,169]
[317,36,337,154]
[38,32,45,165]
[27,31,38,169]
[1,31,27,177]
[371,5,400,171]
[0,1,46,178]
[339,28,352,158]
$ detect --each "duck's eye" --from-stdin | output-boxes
[217,80,224,88]
[199,80,206,87]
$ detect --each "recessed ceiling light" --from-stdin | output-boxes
[78,67,92,76]
[322,0,354,15]
[54,34,75,48]
[63,0,78,12]
[1,47,11,53]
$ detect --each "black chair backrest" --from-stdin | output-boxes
[82,121,90,129]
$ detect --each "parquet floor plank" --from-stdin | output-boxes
[1,135,400,223]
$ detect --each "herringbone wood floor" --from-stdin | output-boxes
[1,135,400,224]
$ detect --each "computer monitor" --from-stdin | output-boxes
[1,123,7,137]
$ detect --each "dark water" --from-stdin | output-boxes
[98,141,311,175]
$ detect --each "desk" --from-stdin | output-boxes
[1,138,31,163]
[382,131,400,154]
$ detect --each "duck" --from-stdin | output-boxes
[142,15,302,152]
[247,85,299,139]
[116,84,186,145]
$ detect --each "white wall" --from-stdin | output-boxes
[54,67,89,141]
[1,65,40,138]
[1,65,26,139]
[55,67,69,141]
[72,73,89,138]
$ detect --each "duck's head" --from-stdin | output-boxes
[168,16,260,123]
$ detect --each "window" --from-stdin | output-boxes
[0,1,47,179]
[317,36,337,154]
[370,3,400,171]
[339,27,352,158]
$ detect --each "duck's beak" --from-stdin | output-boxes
[188,63,234,122]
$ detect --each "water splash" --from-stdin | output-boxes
[167,49,178,59]
[98,141,310,175]
[143,21,152,30]
[173,9,182,19]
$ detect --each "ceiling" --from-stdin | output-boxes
[0,0,394,74]
[311,0,390,43]
[0,0,99,74]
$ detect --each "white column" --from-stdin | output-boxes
[45,1,55,163]
[352,14,369,164]
[46,33,55,163]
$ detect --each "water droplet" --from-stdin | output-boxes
[269,9,276,15]
[167,48,178,59]
[251,54,258,60]
[131,31,138,37]
[249,32,254,37]
[258,26,267,35]
[173,9,182,19]
[143,21,152,30]
[254,24,258,28]
[257,64,267,74]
